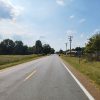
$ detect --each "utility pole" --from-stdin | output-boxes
[68,36,73,56]
[65,43,67,55]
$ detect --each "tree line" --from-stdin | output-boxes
[85,32,100,61]
[0,39,55,55]
[58,32,100,61]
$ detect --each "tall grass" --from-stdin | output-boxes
[0,55,42,70]
[61,55,100,87]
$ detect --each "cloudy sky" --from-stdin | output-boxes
[0,0,100,51]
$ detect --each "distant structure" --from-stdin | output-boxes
[66,50,77,56]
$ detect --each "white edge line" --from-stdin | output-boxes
[61,61,95,100]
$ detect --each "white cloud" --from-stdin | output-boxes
[56,0,74,6]
[12,34,22,41]
[66,30,76,36]
[0,0,23,21]
[0,20,51,46]
[69,15,75,19]
[92,28,100,35]
[79,18,86,23]
[56,0,65,6]
[88,28,100,40]
[39,35,45,39]
[0,34,3,39]
[80,33,84,38]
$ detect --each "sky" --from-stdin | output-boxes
[0,0,100,51]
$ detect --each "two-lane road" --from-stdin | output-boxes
[0,55,94,100]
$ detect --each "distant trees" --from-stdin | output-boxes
[75,47,85,56]
[22,45,28,55]
[34,40,55,55]
[35,40,43,54]
[28,47,34,54]
[59,49,64,54]
[0,39,15,54]
[43,44,51,55]
[0,39,55,55]
[50,48,55,54]
[14,41,24,55]
[64,32,100,61]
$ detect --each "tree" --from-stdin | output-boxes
[59,49,64,54]
[0,39,55,55]
[28,47,34,54]
[33,46,36,54]
[85,38,94,53]
[75,47,82,56]
[35,40,43,54]
[75,47,82,52]
[0,39,15,54]
[43,44,51,55]
[81,47,85,55]
[85,32,100,60]
[50,48,55,54]
[14,41,24,55]
[22,45,28,55]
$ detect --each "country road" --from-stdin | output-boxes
[0,55,94,100]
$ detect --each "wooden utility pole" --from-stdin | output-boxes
[65,43,67,55]
[68,36,73,56]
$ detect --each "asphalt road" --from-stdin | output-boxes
[0,55,93,100]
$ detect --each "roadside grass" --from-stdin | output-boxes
[61,55,100,88]
[0,54,43,70]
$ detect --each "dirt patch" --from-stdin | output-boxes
[62,59,100,100]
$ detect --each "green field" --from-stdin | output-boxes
[0,55,43,70]
[61,55,100,88]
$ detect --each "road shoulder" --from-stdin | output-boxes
[61,58,100,100]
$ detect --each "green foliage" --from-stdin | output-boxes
[0,39,15,54]
[34,40,55,55]
[35,40,43,54]
[0,39,55,55]
[0,39,31,55]
[28,47,34,54]
[85,32,100,53]
[0,55,42,70]
[85,32,100,61]
[59,49,64,54]
[14,41,24,54]
[61,56,100,88]
[43,44,51,54]
[50,48,55,54]
[75,47,82,51]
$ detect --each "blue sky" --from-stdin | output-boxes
[0,0,100,51]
